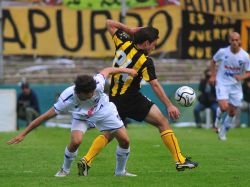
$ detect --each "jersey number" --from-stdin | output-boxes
[113,50,132,82]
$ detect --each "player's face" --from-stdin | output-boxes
[144,39,157,55]
[229,34,241,51]
[76,91,94,101]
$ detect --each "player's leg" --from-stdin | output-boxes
[219,87,242,140]
[215,99,228,127]
[84,133,114,166]
[78,102,134,176]
[224,104,237,131]
[218,84,242,140]
[218,102,236,140]
[214,84,230,129]
[112,127,136,176]
[55,119,88,177]
[145,104,198,171]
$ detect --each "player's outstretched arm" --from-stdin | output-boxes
[100,67,137,78]
[106,19,141,36]
[7,107,57,144]
[149,79,180,120]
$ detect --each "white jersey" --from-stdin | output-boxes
[54,74,109,119]
[213,46,250,86]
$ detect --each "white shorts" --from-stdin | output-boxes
[71,102,124,133]
[215,84,243,107]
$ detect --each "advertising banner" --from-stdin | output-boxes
[3,6,181,57]
[181,0,250,19]
[181,11,241,59]
[241,20,250,54]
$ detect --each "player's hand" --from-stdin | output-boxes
[130,27,143,34]
[234,75,243,81]
[167,105,180,120]
[6,134,25,144]
[128,69,138,77]
[209,76,216,86]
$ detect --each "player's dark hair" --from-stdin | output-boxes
[74,75,96,94]
[133,27,159,44]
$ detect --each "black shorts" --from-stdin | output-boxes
[110,92,154,122]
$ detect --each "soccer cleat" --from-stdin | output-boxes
[77,158,90,176]
[218,127,227,141]
[55,168,69,177]
[218,134,227,141]
[115,171,137,177]
[176,157,198,171]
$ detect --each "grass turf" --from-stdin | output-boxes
[1,124,250,187]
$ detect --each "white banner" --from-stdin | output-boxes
[0,89,17,132]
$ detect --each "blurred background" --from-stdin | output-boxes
[0,0,249,131]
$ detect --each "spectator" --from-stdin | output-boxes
[193,69,218,128]
[17,82,40,127]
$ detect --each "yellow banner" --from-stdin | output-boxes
[181,0,250,19]
[3,6,181,57]
[241,20,250,54]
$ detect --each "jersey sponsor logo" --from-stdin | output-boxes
[238,60,244,66]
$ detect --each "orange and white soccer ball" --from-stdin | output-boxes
[175,86,196,107]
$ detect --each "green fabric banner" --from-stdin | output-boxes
[63,0,157,10]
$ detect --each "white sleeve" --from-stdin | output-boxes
[54,96,68,114]
[94,74,106,92]
[213,48,223,63]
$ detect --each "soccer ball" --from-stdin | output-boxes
[175,86,196,107]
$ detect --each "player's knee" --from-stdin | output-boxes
[119,138,130,149]
[228,110,236,116]
[71,137,82,146]
[103,133,113,142]
[220,105,228,112]
[157,116,170,130]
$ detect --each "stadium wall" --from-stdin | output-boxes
[0,83,248,125]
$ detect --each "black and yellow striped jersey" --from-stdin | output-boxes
[110,29,157,96]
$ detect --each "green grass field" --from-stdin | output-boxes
[1,125,250,187]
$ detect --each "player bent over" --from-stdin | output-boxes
[77,19,198,176]
[7,67,138,177]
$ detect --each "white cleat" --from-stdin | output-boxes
[219,134,227,141]
[115,171,137,177]
[55,168,69,177]
[218,127,227,141]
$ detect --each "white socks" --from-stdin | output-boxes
[62,147,78,173]
[222,115,234,130]
[115,146,130,175]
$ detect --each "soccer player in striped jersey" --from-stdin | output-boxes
[78,19,198,175]
[7,67,138,177]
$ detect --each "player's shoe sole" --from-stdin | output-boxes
[176,157,198,171]
[77,158,90,176]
